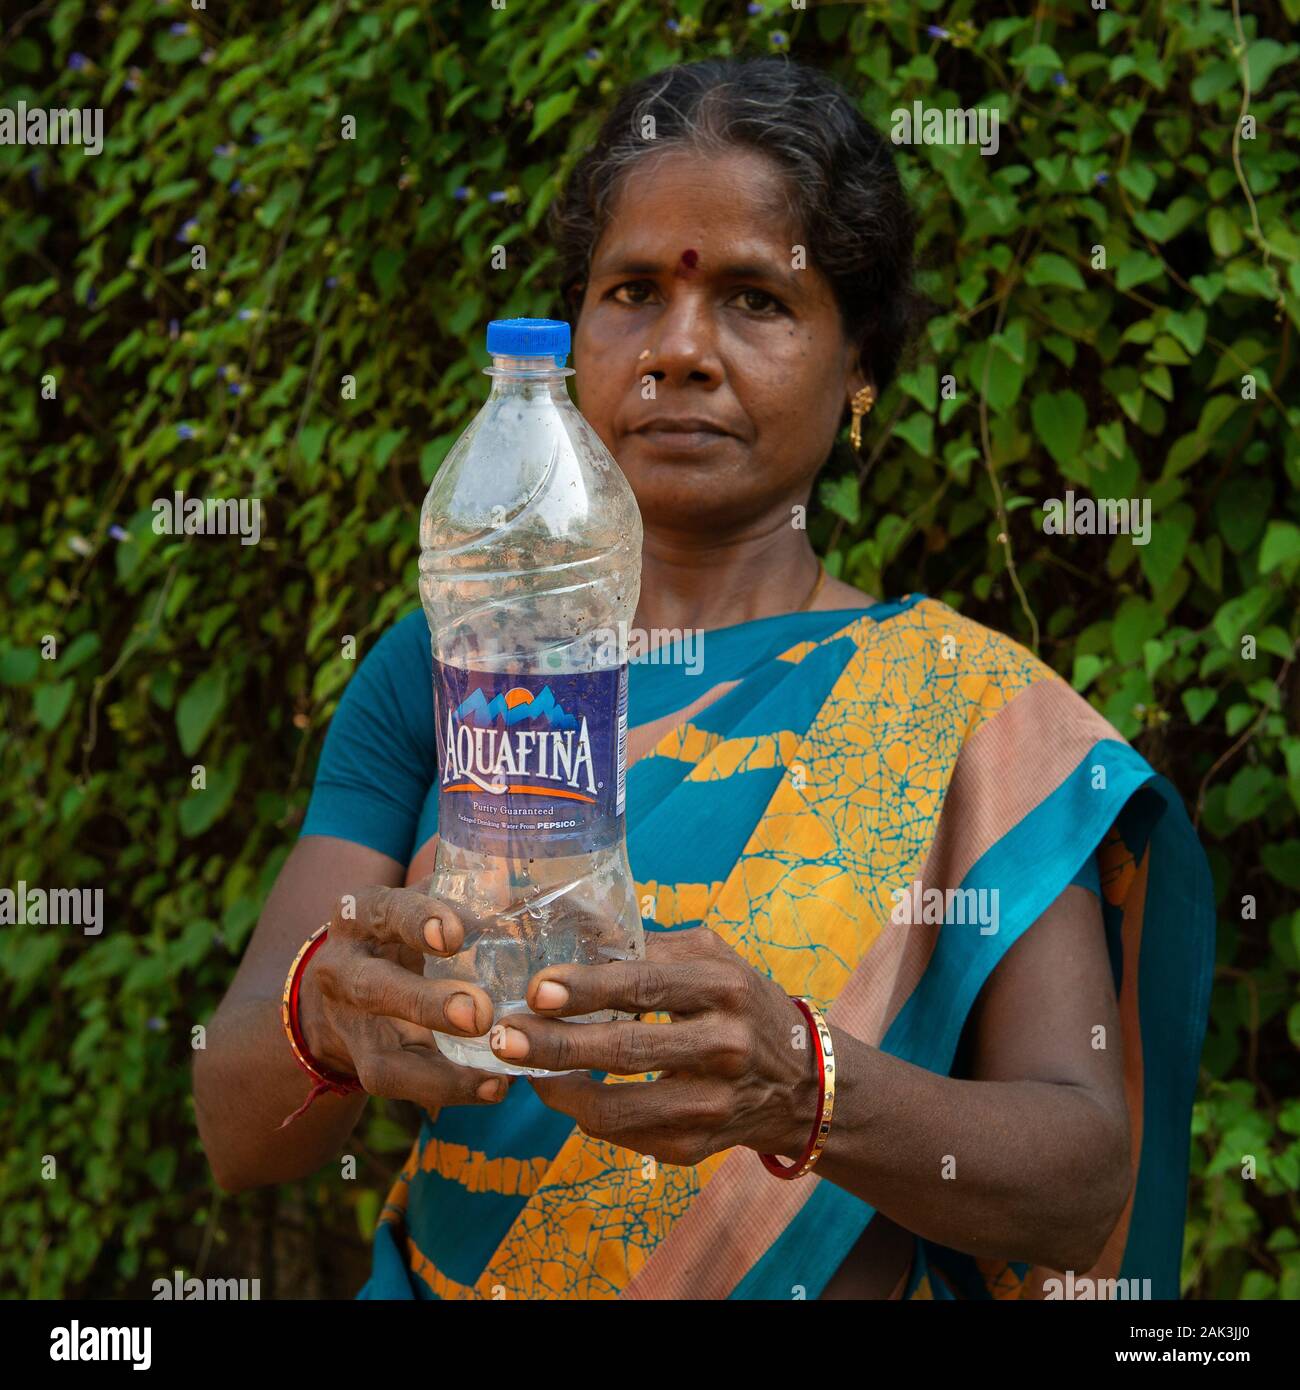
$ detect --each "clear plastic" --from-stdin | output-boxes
[418,352,645,1076]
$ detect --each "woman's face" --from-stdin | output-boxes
[572,146,867,536]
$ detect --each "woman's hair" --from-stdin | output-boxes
[549,56,923,392]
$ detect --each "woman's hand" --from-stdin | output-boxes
[490,927,820,1166]
[297,884,513,1108]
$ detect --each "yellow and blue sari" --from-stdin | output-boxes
[303,595,1214,1300]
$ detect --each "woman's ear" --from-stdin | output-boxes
[845,354,874,410]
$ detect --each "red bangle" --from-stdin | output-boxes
[278,925,363,1129]
[759,996,836,1179]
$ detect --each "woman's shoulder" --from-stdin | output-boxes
[839,593,1123,741]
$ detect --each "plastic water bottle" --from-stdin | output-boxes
[418,318,645,1077]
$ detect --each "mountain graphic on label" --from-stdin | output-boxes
[454,684,579,731]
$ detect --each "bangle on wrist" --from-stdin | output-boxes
[278,924,363,1129]
[758,996,836,1180]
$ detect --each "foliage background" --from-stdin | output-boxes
[1,0,1298,1299]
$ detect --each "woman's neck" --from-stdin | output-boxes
[633,520,823,635]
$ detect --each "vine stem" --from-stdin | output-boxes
[1228,0,1274,280]
[1193,638,1298,829]
[977,230,1040,652]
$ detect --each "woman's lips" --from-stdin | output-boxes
[629,418,736,456]
[633,427,732,455]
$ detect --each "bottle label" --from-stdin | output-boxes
[433,658,628,857]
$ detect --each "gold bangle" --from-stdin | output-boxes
[760,996,836,1179]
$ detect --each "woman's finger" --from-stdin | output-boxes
[317,952,495,1036]
[488,1014,719,1075]
[351,1038,511,1109]
[337,883,466,956]
[524,957,731,1020]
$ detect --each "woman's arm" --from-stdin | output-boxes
[486,884,1132,1276]
[192,836,400,1193]
[812,885,1132,1272]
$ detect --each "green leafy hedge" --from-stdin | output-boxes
[1,0,1297,1299]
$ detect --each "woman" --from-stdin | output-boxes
[194,58,1214,1301]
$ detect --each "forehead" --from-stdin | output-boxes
[594,146,800,266]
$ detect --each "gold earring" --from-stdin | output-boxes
[849,385,877,455]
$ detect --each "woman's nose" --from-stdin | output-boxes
[643,291,723,387]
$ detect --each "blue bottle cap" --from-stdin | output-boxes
[486,317,571,366]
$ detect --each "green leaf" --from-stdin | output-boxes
[1113,597,1164,663]
[179,766,240,837]
[1025,253,1086,292]
[370,249,405,301]
[819,475,860,525]
[1013,44,1063,69]
[1165,308,1207,355]
[893,413,934,457]
[1139,503,1192,590]
[529,89,579,142]
[1117,164,1157,203]
[1030,390,1086,469]
[1259,521,1300,573]
[34,680,75,731]
[1182,688,1217,725]
[175,669,228,757]
[1207,208,1243,259]
[0,646,39,686]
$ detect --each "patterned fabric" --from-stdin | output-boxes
[302,596,1213,1301]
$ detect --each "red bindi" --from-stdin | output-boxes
[675,248,700,276]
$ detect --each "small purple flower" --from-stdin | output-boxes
[228,382,242,396]
[747,3,762,14]
[771,29,788,47]
[585,48,600,61]
[168,318,179,338]
[453,185,470,201]
[69,52,90,71]
[251,133,265,145]
[170,21,189,35]
[86,286,97,307]
[147,1016,164,1032]
[1095,171,1109,186]
[326,275,339,288]
[109,524,129,542]
[200,48,215,64]
[230,179,243,193]
[1053,72,1067,87]
[125,75,140,92]
[666,18,679,32]
[927,25,949,39]
[177,423,195,440]
[217,365,228,378]
[215,142,234,157]
[238,308,254,320]
[487,189,506,204]
[28,166,43,192]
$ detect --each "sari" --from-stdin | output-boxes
[357,594,1214,1300]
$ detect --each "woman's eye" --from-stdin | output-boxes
[734,288,782,314]
[611,280,656,305]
